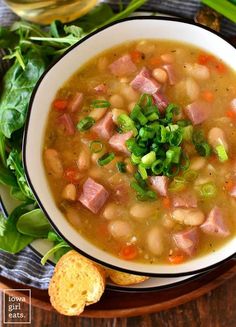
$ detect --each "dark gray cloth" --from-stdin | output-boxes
[0,0,235,290]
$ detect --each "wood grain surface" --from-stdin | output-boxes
[1,274,236,327]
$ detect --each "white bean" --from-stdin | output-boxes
[121,85,139,102]
[152,68,168,83]
[185,63,210,80]
[77,147,90,171]
[89,107,107,121]
[109,94,125,108]
[136,41,156,54]
[62,184,77,201]
[208,127,228,151]
[146,227,164,256]
[44,148,63,178]
[66,208,81,228]
[185,77,200,101]
[190,157,206,170]
[161,53,174,63]
[130,203,156,220]
[172,208,205,226]
[108,220,132,239]
[103,203,124,220]
[161,214,175,229]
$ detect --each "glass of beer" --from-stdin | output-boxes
[4,0,98,25]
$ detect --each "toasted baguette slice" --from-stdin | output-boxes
[49,250,106,316]
[106,268,149,286]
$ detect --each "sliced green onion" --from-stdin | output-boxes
[183,125,193,142]
[183,169,198,182]
[116,162,126,173]
[156,125,168,143]
[166,124,179,132]
[163,103,179,123]
[139,126,155,141]
[130,181,157,201]
[166,146,181,164]
[77,116,95,131]
[131,143,146,157]
[117,114,138,136]
[177,120,191,127]
[200,182,217,198]
[147,112,159,121]
[134,172,147,189]
[97,152,115,166]
[138,93,153,107]
[169,177,187,192]
[169,129,183,146]
[180,151,190,171]
[195,142,212,157]
[131,153,141,164]
[89,140,103,153]
[130,104,148,125]
[215,144,228,162]
[192,130,205,145]
[151,160,163,175]
[141,151,156,166]
[91,99,110,108]
[138,164,148,180]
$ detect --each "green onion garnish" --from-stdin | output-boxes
[138,164,148,180]
[116,162,126,173]
[215,144,228,162]
[183,169,198,182]
[98,152,115,166]
[195,143,212,157]
[141,151,156,166]
[183,125,193,142]
[77,116,95,131]
[89,140,103,153]
[166,147,181,164]
[138,93,153,107]
[130,104,148,125]
[199,182,217,198]
[139,126,155,141]
[130,181,157,201]
[151,160,163,175]
[131,153,141,165]
[117,114,138,136]
[169,177,187,192]
[91,99,110,108]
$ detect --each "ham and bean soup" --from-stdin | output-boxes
[43,40,236,265]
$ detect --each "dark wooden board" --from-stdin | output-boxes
[1,259,235,318]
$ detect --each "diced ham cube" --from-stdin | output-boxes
[173,228,199,256]
[109,54,137,77]
[108,131,133,155]
[149,176,169,197]
[230,184,236,197]
[130,67,161,95]
[68,92,83,112]
[79,178,109,214]
[91,112,114,140]
[172,191,197,208]
[162,64,177,85]
[152,92,169,112]
[185,101,210,125]
[200,206,230,237]
[94,83,107,93]
[57,113,75,135]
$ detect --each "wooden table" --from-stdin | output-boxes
[1,274,236,326]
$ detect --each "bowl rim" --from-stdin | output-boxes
[23,15,236,277]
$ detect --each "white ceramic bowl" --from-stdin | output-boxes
[23,17,236,276]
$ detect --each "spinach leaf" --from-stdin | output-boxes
[0,26,19,48]
[17,208,52,238]
[0,163,17,187]
[0,203,35,253]
[41,242,71,265]
[10,186,28,201]
[0,50,46,138]
[7,149,34,200]
[0,132,7,166]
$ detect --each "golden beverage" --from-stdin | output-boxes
[4,0,98,25]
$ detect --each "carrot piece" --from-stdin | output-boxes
[169,253,185,264]
[214,62,227,74]
[119,244,138,260]
[197,53,214,65]
[64,167,82,184]
[148,55,161,67]
[226,110,236,120]
[162,197,171,209]
[53,99,68,111]
[130,50,142,64]
[201,90,214,102]
[224,180,234,192]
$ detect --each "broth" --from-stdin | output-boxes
[43,40,236,265]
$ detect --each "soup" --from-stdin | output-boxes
[43,40,236,265]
